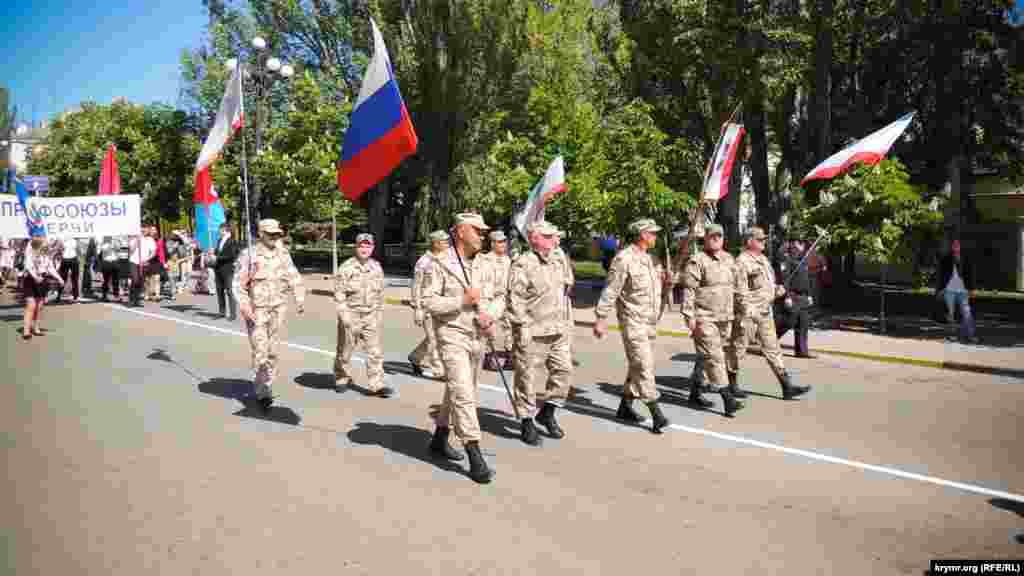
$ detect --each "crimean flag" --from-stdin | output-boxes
[801,112,915,186]
[195,63,244,173]
[513,155,566,239]
[193,167,226,252]
[98,143,121,195]
[337,18,418,202]
[702,123,745,201]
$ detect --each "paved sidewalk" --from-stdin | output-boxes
[303,272,1024,377]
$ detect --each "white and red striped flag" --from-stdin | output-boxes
[195,64,245,173]
[801,112,914,186]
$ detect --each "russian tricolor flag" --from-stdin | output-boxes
[338,19,418,202]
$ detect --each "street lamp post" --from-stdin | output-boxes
[230,36,294,237]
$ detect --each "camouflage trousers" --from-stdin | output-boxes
[247,305,288,398]
[435,335,483,444]
[693,319,733,391]
[335,310,384,391]
[726,312,785,378]
[620,320,659,403]
[513,330,572,417]
[410,313,445,375]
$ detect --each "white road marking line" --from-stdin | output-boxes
[106,303,1024,504]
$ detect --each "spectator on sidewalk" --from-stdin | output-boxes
[99,236,121,301]
[936,238,977,344]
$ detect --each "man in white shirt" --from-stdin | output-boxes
[128,228,156,307]
[57,237,81,303]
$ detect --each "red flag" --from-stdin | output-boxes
[98,144,121,195]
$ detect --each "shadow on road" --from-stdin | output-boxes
[477,407,523,441]
[232,402,302,425]
[669,352,700,363]
[295,372,338,391]
[198,377,253,400]
[988,498,1024,545]
[382,360,418,377]
[163,304,199,314]
[0,313,22,322]
[562,383,647,431]
[346,421,465,475]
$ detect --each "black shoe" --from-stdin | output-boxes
[615,396,643,423]
[520,418,542,446]
[535,403,565,439]
[648,401,670,434]
[408,355,424,376]
[227,315,237,322]
[375,386,395,398]
[719,388,745,418]
[428,427,464,461]
[688,387,714,409]
[465,441,494,484]
[727,372,748,399]
[779,371,811,400]
[248,394,273,413]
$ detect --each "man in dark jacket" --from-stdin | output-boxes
[936,239,977,343]
[213,223,239,320]
[775,237,815,358]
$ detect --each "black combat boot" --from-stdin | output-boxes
[616,396,643,423]
[688,381,714,409]
[647,401,670,434]
[535,402,565,439]
[727,372,748,399]
[778,370,811,400]
[520,418,542,446]
[465,441,495,484]
[428,426,464,461]
[502,351,514,371]
[719,387,745,418]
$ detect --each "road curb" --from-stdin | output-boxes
[379,297,1023,378]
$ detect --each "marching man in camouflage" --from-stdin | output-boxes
[234,219,306,412]
[725,226,811,400]
[670,227,708,391]
[482,229,513,370]
[423,213,505,484]
[681,223,747,417]
[507,220,573,445]
[408,230,448,378]
[334,233,391,397]
[594,218,672,434]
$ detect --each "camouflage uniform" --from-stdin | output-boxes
[233,221,305,400]
[726,250,786,377]
[424,239,506,446]
[334,248,385,392]
[409,248,445,376]
[508,223,573,422]
[596,242,663,403]
[681,228,746,406]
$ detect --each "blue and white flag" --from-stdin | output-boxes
[10,169,46,237]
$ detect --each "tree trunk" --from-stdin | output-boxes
[807,0,833,206]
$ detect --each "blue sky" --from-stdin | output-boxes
[4,1,208,125]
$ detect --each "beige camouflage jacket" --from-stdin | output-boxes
[411,252,436,311]
[424,247,506,340]
[233,243,305,309]
[507,249,571,337]
[734,250,778,317]
[335,256,384,316]
[681,249,746,322]
[595,244,662,325]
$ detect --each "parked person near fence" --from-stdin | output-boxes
[936,238,978,344]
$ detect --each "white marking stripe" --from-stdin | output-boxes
[106,304,1024,504]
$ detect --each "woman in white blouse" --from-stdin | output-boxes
[21,234,63,340]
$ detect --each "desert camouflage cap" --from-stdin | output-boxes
[355,232,374,244]
[258,219,283,235]
[454,212,489,230]
[489,230,507,241]
[429,230,449,242]
[705,223,724,237]
[629,218,662,233]
[527,220,559,235]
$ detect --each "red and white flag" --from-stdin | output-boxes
[514,155,566,239]
[801,112,915,186]
[702,123,745,201]
[195,64,245,173]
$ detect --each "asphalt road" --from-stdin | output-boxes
[2,287,1022,575]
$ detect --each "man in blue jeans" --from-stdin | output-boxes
[937,239,977,344]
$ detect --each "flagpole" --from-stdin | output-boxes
[236,58,254,270]
[332,194,337,276]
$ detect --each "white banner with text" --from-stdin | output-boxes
[0,194,142,239]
